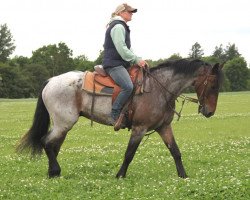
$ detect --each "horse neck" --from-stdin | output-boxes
[152,68,196,97]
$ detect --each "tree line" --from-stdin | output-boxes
[0,23,250,98]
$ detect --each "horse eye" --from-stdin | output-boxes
[211,85,217,90]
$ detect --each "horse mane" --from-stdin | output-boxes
[150,59,211,75]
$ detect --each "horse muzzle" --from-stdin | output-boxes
[198,105,214,118]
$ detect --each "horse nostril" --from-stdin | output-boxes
[206,112,214,118]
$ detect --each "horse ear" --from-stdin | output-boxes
[219,62,225,69]
[212,62,224,74]
[212,63,220,74]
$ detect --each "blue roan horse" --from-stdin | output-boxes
[17,59,223,178]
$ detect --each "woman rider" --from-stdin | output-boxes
[102,3,146,125]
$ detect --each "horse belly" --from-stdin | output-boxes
[80,91,113,125]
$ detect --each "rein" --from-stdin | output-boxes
[143,67,199,120]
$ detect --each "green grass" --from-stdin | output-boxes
[0,92,249,199]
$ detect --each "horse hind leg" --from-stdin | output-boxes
[42,128,64,178]
[43,119,77,178]
[157,125,187,178]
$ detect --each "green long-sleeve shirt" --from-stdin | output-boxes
[109,16,141,65]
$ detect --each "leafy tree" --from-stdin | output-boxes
[188,42,204,59]
[73,55,94,71]
[0,64,31,98]
[212,44,226,61]
[94,50,104,66]
[146,58,167,68]
[202,56,221,65]
[22,64,50,96]
[247,79,250,91]
[167,53,182,61]
[224,57,248,91]
[224,43,240,61]
[0,74,3,87]
[0,24,16,63]
[145,53,182,69]
[247,68,250,90]
[9,56,30,67]
[31,42,74,76]
[221,76,231,92]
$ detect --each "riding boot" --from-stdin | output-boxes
[110,109,126,130]
[110,109,120,125]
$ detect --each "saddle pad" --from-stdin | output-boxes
[82,72,113,95]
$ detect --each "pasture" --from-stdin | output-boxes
[0,92,249,199]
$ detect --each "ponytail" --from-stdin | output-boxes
[111,12,116,18]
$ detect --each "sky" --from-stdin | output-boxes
[1,0,250,65]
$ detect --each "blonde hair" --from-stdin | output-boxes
[111,12,117,18]
[111,4,126,18]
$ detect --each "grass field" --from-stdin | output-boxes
[0,92,249,199]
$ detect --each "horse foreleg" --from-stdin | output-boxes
[157,125,187,178]
[116,127,146,178]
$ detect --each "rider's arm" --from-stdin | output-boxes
[110,24,141,65]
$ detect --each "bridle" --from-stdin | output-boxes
[194,72,217,112]
[143,66,215,120]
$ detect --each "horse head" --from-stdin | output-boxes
[194,63,224,118]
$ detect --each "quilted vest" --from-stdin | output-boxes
[102,20,131,69]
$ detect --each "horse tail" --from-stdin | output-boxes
[16,80,50,157]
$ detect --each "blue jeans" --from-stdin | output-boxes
[106,66,133,117]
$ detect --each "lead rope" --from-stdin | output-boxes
[141,130,156,146]
[176,96,187,121]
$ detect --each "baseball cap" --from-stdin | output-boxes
[114,3,137,15]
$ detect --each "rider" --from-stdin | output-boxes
[102,3,146,125]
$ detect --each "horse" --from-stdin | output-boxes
[16,59,224,178]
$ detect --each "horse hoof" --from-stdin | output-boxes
[114,124,121,131]
[48,173,61,178]
[179,174,188,179]
[116,173,126,179]
[48,170,61,178]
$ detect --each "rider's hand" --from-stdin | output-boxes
[138,60,147,68]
